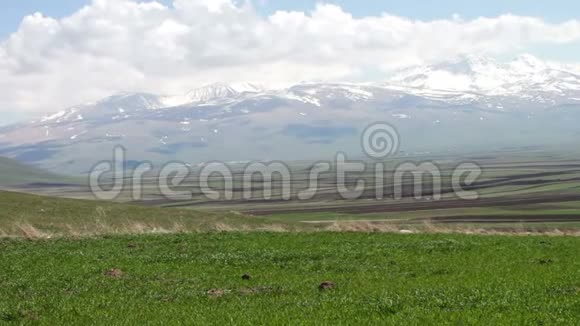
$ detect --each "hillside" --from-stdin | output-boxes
[0,190,285,238]
[0,157,73,186]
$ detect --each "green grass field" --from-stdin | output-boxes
[0,233,578,324]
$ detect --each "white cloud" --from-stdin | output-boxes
[1,0,580,114]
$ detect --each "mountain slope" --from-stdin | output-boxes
[1,55,580,174]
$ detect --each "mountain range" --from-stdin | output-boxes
[1,54,580,174]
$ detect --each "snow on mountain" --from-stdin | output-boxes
[184,82,265,103]
[30,54,580,130]
[387,54,580,97]
[281,83,376,107]
[158,83,267,107]
[37,93,164,125]
[40,109,82,123]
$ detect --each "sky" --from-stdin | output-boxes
[1,0,580,124]
[3,0,580,36]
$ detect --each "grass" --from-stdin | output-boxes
[0,232,578,324]
[2,189,580,237]
[0,191,288,238]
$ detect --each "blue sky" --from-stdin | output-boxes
[257,0,580,22]
[2,0,579,39]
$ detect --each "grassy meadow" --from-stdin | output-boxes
[0,232,578,324]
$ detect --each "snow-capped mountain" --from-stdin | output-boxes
[35,93,165,125]
[1,54,580,174]
[157,83,266,107]
[183,82,265,103]
[388,54,580,97]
